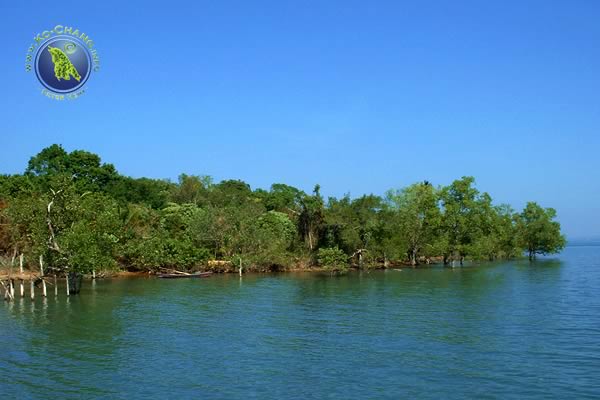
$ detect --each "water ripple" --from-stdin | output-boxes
[1,247,600,399]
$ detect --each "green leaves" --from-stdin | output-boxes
[0,145,566,273]
[54,192,121,273]
[317,247,348,272]
[26,144,119,193]
[170,174,212,205]
[515,202,566,260]
[386,182,441,265]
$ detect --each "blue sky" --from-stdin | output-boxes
[1,0,599,238]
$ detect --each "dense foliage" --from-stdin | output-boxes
[0,145,566,274]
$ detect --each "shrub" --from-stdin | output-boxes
[317,247,348,272]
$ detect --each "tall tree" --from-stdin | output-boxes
[386,181,441,266]
[26,144,118,192]
[439,177,482,266]
[25,144,69,177]
[170,174,212,205]
[106,176,173,209]
[515,202,566,260]
[298,185,324,252]
[0,145,568,274]
[264,183,304,217]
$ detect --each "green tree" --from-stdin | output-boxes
[386,181,441,266]
[26,144,118,192]
[106,176,173,209]
[317,247,348,272]
[369,204,402,267]
[0,145,568,275]
[170,174,212,205]
[2,193,48,261]
[440,177,483,266]
[209,180,254,207]
[59,193,121,273]
[515,202,566,260]
[324,194,382,267]
[299,185,324,252]
[25,144,69,177]
[468,203,518,261]
[4,178,122,274]
[251,210,296,268]
[264,183,304,215]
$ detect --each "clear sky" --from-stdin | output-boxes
[1,0,599,239]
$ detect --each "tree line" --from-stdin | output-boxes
[0,145,566,275]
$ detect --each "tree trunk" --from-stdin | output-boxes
[410,249,417,267]
[2,282,10,301]
[40,255,47,297]
[11,247,17,271]
[46,190,63,252]
[67,272,82,295]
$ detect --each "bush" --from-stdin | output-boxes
[317,247,348,272]
[119,236,210,271]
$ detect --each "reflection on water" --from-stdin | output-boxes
[1,247,599,399]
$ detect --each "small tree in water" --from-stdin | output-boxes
[6,175,121,293]
[515,202,566,261]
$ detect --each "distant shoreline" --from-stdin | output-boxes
[0,258,533,281]
[566,242,600,247]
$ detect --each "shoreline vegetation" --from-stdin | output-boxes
[0,145,566,285]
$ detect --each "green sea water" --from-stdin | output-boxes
[1,246,599,399]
